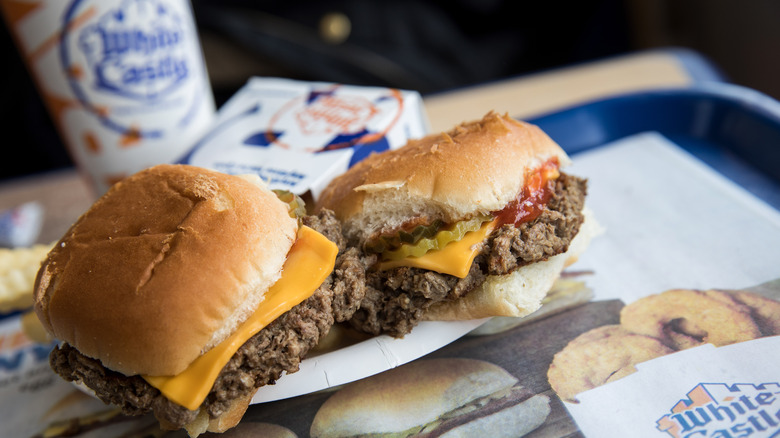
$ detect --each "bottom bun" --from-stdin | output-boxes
[424,208,600,321]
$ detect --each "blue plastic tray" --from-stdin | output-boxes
[526,83,780,210]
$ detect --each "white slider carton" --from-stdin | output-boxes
[178,77,429,198]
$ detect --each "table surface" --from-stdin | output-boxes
[0,49,712,245]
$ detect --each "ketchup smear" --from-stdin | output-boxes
[493,158,559,227]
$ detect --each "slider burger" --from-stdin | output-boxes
[33,164,367,436]
[316,112,597,337]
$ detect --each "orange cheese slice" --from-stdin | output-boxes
[377,218,498,279]
[143,225,338,410]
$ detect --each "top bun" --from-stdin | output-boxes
[316,112,570,241]
[34,165,298,376]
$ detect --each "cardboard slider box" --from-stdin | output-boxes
[178,77,429,199]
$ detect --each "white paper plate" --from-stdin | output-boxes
[69,319,487,404]
[250,319,488,403]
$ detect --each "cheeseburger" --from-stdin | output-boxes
[34,165,367,436]
[316,112,597,337]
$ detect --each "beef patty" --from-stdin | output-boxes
[48,210,367,429]
[349,173,587,337]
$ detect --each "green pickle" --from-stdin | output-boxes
[365,220,443,254]
[398,220,443,244]
[381,215,492,261]
[272,189,307,219]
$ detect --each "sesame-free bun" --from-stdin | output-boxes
[34,165,297,376]
[316,112,570,241]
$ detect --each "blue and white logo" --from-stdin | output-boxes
[77,0,189,100]
[60,0,208,138]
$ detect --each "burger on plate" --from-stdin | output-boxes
[34,164,367,436]
[315,112,598,337]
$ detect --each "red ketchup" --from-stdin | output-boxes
[493,158,560,227]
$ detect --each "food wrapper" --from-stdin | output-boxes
[177,77,429,198]
[546,132,780,437]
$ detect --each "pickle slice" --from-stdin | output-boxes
[381,215,492,261]
[364,220,444,254]
[398,220,443,244]
[272,189,307,219]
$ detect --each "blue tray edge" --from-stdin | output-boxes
[525,83,780,210]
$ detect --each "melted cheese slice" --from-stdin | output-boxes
[377,218,498,279]
[143,225,338,411]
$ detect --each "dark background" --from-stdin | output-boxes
[2,0,779,182]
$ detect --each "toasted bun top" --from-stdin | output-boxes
[310,358,518,437]
[315,112,570,241]
[34,164,298,376]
